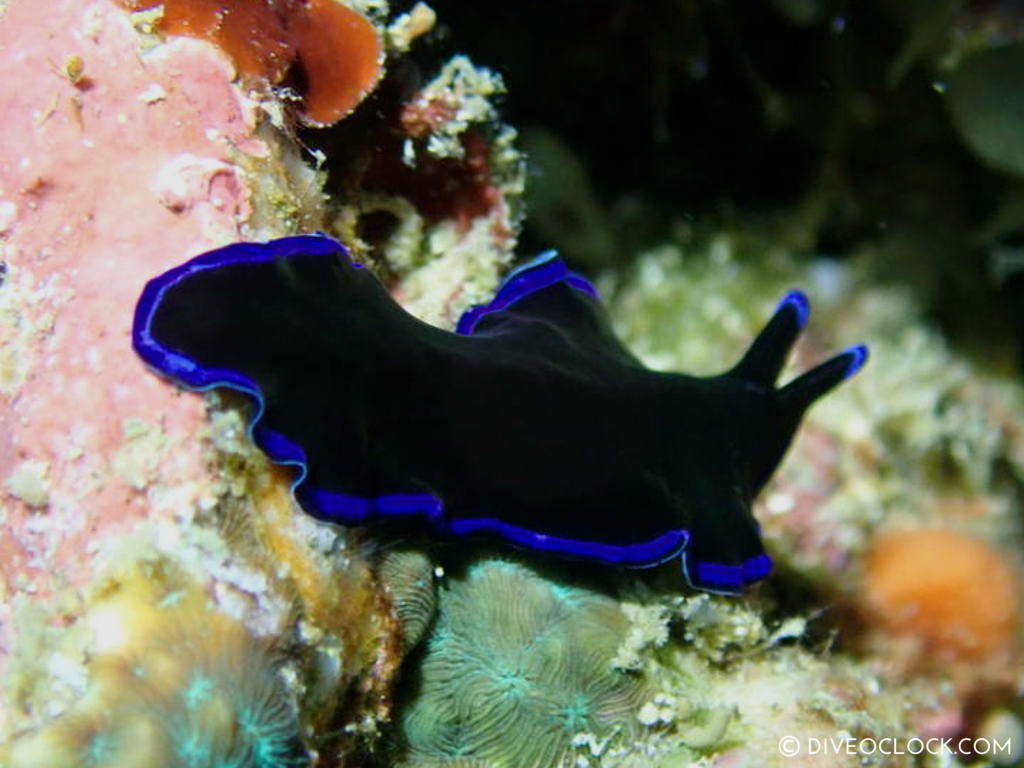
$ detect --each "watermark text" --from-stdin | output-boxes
[777,734,1013,758]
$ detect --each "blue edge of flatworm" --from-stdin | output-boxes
[133,233,771,595]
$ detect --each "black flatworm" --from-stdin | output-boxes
[133,234,867,594]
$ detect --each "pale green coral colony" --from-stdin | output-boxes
[395,558,649,767]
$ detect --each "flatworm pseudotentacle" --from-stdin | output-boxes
[133,234,867,594]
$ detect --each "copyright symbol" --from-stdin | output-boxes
[778,736,800,757]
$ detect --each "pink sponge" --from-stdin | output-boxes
[0,0,263,696]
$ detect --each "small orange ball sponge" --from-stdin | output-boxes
[120,0,382,125]
[863,528,1020,659]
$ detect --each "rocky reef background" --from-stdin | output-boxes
[1,1,1023,767]
[426,0,1024,366]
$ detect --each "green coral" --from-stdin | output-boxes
[396,558,650,768]
[163,657,308,768]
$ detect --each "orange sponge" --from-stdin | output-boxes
[290,0,383,125]
[863,528,1020,660]
[119,0,382,125]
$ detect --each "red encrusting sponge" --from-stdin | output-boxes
[119,0,382,125]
